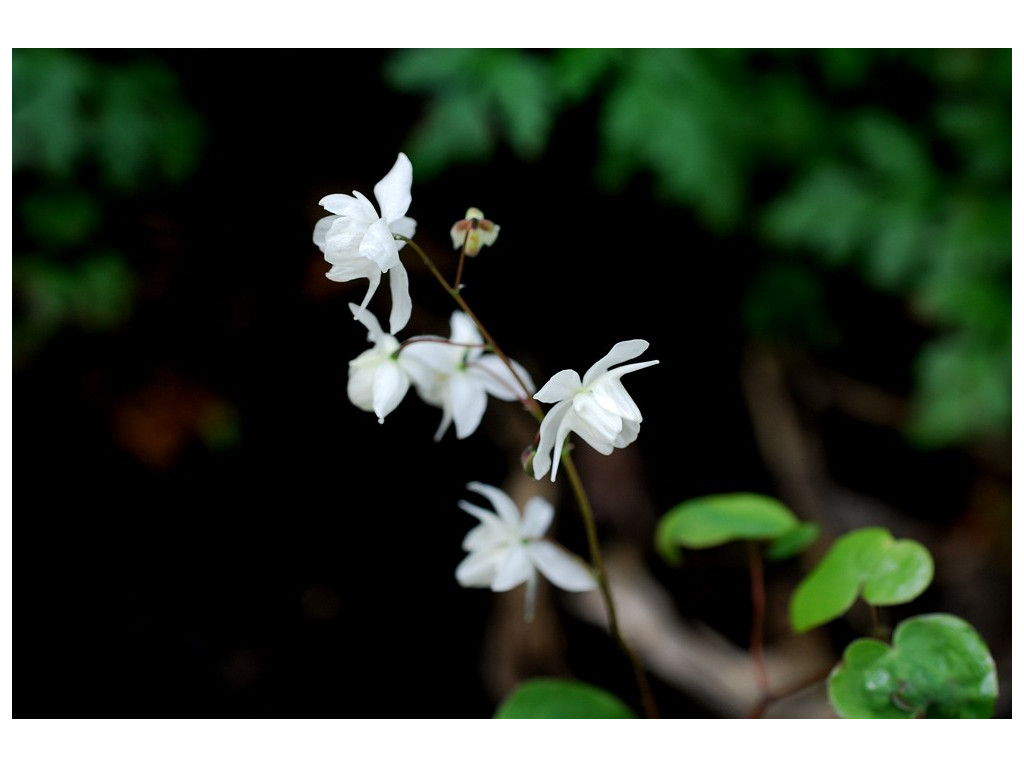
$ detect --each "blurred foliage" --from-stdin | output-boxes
[494,677,636,718]
[12,48,204,365]
[386,49,1010,449]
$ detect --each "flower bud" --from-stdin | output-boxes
[450,207,500,256]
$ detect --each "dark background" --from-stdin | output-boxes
[14,49,1011,717]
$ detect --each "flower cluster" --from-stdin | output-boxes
[347,302,534,439]
[314,151,658,616]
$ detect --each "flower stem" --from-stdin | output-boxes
[747,541,769,700]
[562,451,660,719]
[401,233,659,719]
[453,231,469,292]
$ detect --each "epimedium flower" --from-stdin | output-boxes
[313,152,418,334]
[346,302,417,424]
[449,207,500,256]
[455,481,596,621]
[532,340,659,482]
[400,310,535,441]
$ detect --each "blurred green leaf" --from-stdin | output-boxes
[387,49,556,178]
[656,493,799,565]
[12,48,92,176]
[850,111,932,188]
[599,49,746,229]
[908,333,1011,448]
[763,165,874,265]
[552,48,618,102]
[96,61,204,190]
[14,251,135,364]
[828,614,997,718]
[495,678,635,719]
[790,527,934,633]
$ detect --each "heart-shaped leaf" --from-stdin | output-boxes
[494,677,636,719]
[790,527,933,633]
[656,493,800,564]
[828,613,997,718]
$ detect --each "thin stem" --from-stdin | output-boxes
[747,541,769,700]
[562,452,659,719]
[400,233,658,718]
[453,229,470,292]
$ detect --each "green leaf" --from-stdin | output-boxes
[495,678,635,719]
[828,614,997,718]
[656,493,800,564]
[766,522,821,561]
[790,527,934,633]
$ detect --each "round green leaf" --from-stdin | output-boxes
[766,521,821,561]
[656,493,799,564]
[494,678,636,719]
[829,614,998,718]
[790,527,934,633]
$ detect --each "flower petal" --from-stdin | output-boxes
[582,340,649,386]
[612,418,642,449]
[491,544,532,592]
[349,302,384,342]
[455,547,504,588]
[529,541,597,592]
[432,407,454,442]
[591,377,643,423]
[549,403,581,480]
[572,391,623,444]
[449,310,483,347]
[387,261,412,334]
[450,373,488,440]
[371,361,409,423]
[360,218,401,271]
[312,215,340,248]
[389,215,417,241]
[520,496,554,539]
[465,481,522,530]
[318,192,369,217]
[472,355,534,401]
[532,399,573,481]
[373,152,413,224]
[462,520,510,553]
[343,270,382,316]
[534,369,582,403]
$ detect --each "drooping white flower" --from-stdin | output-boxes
[400,310,535,441]
[346,303,415,424]
[532,340,659,482]
[449,207,500,256]
[313,152,418,334]
[455,481,596,620]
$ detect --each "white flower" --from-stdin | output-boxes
[532,340,659,482]
[400,310,535,441]
[455,481,596,620]
[313,152,418,334]
[346,303,414,424]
